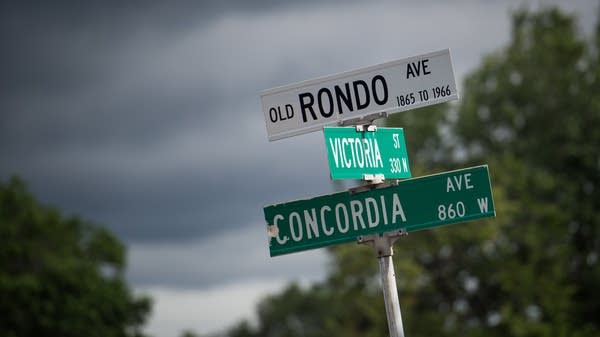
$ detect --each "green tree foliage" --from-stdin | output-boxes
[451,7,600,336]
[0,177,152,337]
[224,7,600,337]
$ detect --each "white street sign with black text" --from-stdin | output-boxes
[261,49,458,141]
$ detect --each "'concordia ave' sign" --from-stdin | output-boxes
[264,165,495,256]
[261,49,458,141]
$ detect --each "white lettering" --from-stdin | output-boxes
[373,139,383,167]
[289,212,303,242]
[275,192,416,247]
[355,139,365,168]
[447,174,474,192]
[391,193,407,223]
[453,175,462,189]
[350,200,366,230]
[380,195,388,224]
[273,214,289,244]
[320,205,334,236]
[365,197,379,228]
[348,138,357,167]
[342,138,351,167]
[464,173,473,189]
[328,137,386,170]
[303,209,319,239]
[363,139,372,168]
[335,203,349,233]
[329,138,340,168]
[446,177,455,192]
[477,197,489,213]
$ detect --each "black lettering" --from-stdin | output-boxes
[407,60,431,78]
[269,107,278,122]
[299,92,317,122]
[422,59,431,75]
[406,62,417,78]
[353,80,370,110]
[318,88,334,117]
[334,83,353,114]
[277,106,288,121]
[285,104,294,119]
[372,75,388,105]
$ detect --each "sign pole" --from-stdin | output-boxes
[380,254,405,337]
[358,230,407,337]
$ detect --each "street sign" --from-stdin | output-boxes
[261,49,458,141]
[323,126,411,180]
[264,165,495,256]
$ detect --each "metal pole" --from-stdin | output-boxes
[379,254,405,337]
[357,230,407,337]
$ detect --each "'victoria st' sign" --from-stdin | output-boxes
[323,126,411,180]
[261,49,458,141]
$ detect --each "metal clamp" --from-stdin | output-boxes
[357,229,408,257]
[363,173,385,184]
[338,111,388,127]
[348,179,399,194]
[355,124,378,132]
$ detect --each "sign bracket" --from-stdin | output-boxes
[357,229,407,257]
[347,179,398,194]
[363,173,385,184]
[337,110,389,127]
[358,230,408,337]
[355,124,378,132]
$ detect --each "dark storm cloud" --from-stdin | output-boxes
[1,3,186,152]
[19,145,334,243]
[127,225,328,288]
[1,0,362,159]
[0,92,335,242]
[0,0,505,248]
[1,0,348,244]
[4,0,595,249]
[1,81,223,158]
[0,0,358,146]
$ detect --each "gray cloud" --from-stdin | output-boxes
[1,128,334,242]
[2,0,353,244]
[2,0,597,251]
[127,224,329,288]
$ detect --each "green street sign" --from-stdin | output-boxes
[264,165,495,257]
[323,127,411,180]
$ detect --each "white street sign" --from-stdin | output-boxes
[261,49,458,141]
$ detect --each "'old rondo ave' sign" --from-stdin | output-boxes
[323,126,411,180]
[261,49,458,141]
[264,165,495,256]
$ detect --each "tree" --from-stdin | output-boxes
[451,7,600,336]
[224,6,600,337]
[0,177,152,337]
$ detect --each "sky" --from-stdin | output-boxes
[1,1,597,336]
